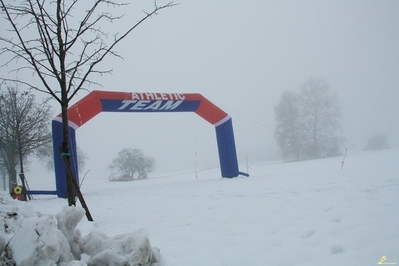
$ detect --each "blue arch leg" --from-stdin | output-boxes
[215,118,239,178]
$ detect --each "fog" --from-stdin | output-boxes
[3,1,399,180]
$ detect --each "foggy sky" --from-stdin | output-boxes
[3,1,399,180]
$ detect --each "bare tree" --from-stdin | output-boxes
[109,148,155,181]
[274,78,342,161]
[300,78,341,159]
[0,86,52,194]
[0,0,175,205]
[364,133,390,151]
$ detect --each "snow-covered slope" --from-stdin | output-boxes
[1,149,398,265]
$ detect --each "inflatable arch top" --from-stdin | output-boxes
[52,90,248,198]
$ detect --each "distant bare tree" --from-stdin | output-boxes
[275,78,342,161]
[365,133,390,150]
[109,148,155,181]
[0,0,175,205]
[300,78,341,159]
[0,87,52,194]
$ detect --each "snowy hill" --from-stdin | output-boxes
[1,149,398,265]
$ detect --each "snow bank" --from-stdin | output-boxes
[80,229,160,266]
[56,206,86,260]
[7,215,74,265]
[0,192,161,266]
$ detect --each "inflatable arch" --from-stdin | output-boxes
[52,90,248,198]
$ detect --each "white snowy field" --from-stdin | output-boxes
[2,148,399,265]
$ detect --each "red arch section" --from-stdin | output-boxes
[57,91,229,128]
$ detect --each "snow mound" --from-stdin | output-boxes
[80,229,160,266]
[0,193,161,266]
[56,206,86,260]
[6,215,74,265]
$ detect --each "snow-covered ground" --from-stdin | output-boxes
[1,148,398,265]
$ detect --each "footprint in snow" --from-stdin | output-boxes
[331,244,345,254]
[323,206,334,212]
[300,229,316,239]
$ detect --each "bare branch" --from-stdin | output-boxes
[1,0,176,101]
[68,1,177,101]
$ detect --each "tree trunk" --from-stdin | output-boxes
[2,173,5,191]
[59,147,93,221]
[18,149,27,200]
[61,101,76,206]
[57,0,75,206]
[8,163,17,194]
